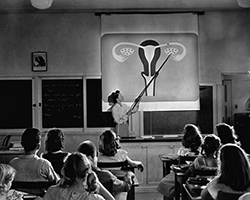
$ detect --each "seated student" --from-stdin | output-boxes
[215,122,240,145]
[177,124,204,157]
[9,128,60,196]
[41,128,70,177]
[98,130,144,174]
[77,140,134,200]
[43,152,115,200]
[201,144,250,200]
[185,134,221,177]
[157,124,203,200]
[0,164,23,200]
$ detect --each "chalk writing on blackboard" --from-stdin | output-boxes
[42,79,83,128]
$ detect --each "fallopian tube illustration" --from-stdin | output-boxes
[112,40,186,96]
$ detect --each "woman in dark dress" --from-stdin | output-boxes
[42,128,70,177]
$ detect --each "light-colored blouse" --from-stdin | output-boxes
[112,103,130,125]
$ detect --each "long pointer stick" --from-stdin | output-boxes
[127,53,172,114]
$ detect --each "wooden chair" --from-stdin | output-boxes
[0,135,11,150]
[11,180,57,197]
[97,160,139,200]
[98,160,134,170]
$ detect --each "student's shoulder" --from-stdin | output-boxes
[38,156,54,166]
[117,149,127,154]
[239,192,250,200]
[8,157,19,164]
[88,193,105,200]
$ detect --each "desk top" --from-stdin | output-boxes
[183,183,202,200]
[159,154,179,161]
[183,177,212,200]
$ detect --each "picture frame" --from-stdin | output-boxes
[32,51,47,72]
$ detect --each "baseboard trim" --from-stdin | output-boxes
[135,185,158,193]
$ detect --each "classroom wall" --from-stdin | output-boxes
[199,11,250,83]
[0,13,101,75]
[0,11,250,152]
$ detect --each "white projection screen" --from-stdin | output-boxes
[101,14,199,111]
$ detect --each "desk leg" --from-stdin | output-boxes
[162,162,171,200]
[175,173,180,200]
[163,162,167,177]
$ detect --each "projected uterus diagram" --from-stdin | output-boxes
[102,33,199,104]
[112,40,186,96]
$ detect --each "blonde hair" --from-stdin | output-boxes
[0,164,16,195]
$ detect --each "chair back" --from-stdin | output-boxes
[97,160,138,200]
[98,160,129,168]
[97,160,136,173]
[1,135,11,150]
[217,190,245,200]
[11,180,56,197]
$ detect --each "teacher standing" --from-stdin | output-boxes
[109,90,139,138]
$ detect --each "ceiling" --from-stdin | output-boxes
[0,0,249,13]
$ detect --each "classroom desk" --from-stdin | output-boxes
[182,178,208,200]
[158,154,179,176]
[171,164,190,200]
[159,155,182,200]
[0,150,23,164]
[183,183,202,200]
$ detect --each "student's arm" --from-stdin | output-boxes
[110,170,134,192]
[126,156,144,172]
[41,160,60,183]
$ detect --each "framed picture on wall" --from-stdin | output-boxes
[32,51,47,72]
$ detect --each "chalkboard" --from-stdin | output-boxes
[0,80,32,129]
[86,79,116,128]
[42,79,83,128]
[144,85,213,135]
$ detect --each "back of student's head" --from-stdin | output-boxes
[218,143,250,191]
[77,140,96,159]
[60,152,91,187]
[201,134,221,156]
[182,124,203,154]
[215,123,238,145]
[0,164,16,195]
[21,128,41,152]
[45,128,65,152]
[99,130,120,157]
